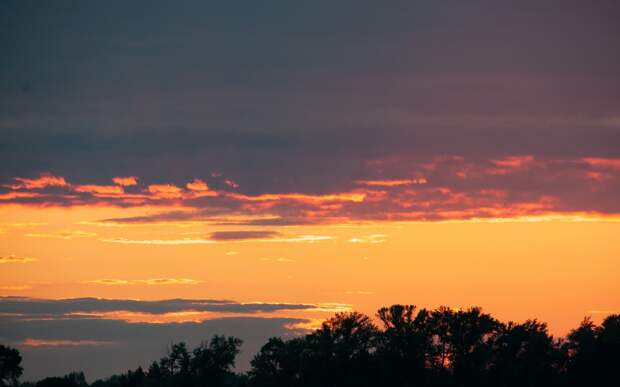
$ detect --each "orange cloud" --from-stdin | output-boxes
[100,237,215,245]
[6,173,68,189]
[86,278,201,286]
[75,185,125,195]
[112,176,138,186]
[147,184,184,199]
[488,155,536,175]
[582,157,620,170]
[227,191,366,204]
[347,234,388,243]
[0,254,37,264]
[185,179,217,197]
[186,179,210,191]
[0,192,42,200]
[25,230,96,240]
[491,155,535,168]
[1,154,620,224]
[355,178,427,187]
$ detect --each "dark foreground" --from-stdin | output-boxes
[2,305,619,387]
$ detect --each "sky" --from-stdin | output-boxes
[1,0,620,381]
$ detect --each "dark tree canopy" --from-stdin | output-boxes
[5,306,620,387]
[0,345,23,387]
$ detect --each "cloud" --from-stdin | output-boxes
[186,178,209,191]
[0,285,32,291]
[112,176,138,186]
[147,184,184,199]
[21,339,115,347]
[208,230,281,241]
[0,297,317,319]
[74,185,124,195]
[25,230,97,240]
[261,257,294,263]
[582,158,620,170]
[85,279,132,286]
[5,173,67,189]
[355,178,427,187]
[0,255,37,264]
[100,237,215,245]
[224,179,239,189]
[85,278,201,286]
[99,233,334,245]
[185,179,217,197]
[347,234,388,244]
[3,315,308,381]
[1,154,620,224]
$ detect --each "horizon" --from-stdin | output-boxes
[1,0,619,382]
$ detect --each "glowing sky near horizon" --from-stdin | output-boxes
[1,0,620,381]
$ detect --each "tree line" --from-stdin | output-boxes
[2,305,619,387]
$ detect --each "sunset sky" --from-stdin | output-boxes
[1,1,620,381]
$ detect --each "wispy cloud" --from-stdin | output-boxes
[0,255,37,264]
[5,173,67,189]
[0,285,32,291]
[25,230,97,240]
[261,257,295,263]
[75,185,124,195]
[355,178,427,187]
[0,297,318,317]
[347,234,388,244]
[21,339,115,347]
[100,233,333,245]
[209,230,280,241]
[85,278,201,286]
[100,237,215,245]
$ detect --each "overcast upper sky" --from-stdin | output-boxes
[2,1,619,190]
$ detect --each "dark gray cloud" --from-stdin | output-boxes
[0,314,306,382]
[0,297,315,380]
[208,230,281,241]
[0,297,314,316]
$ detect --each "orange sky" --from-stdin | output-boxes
[2,203,618,335]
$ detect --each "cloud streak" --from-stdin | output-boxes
[0,255,37,264]
[0,297,318,317]
[85,278,202,286]
[208,230,281,241]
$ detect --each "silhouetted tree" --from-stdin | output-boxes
[375,305,433,386]
[565,314,620,386]
[9,309,620,387]
[0,345,23,387]
[250,337,307,387]
[488,320,562,387]
[191,335,243,384]
[35,372,87,387]
[306,311,378,387]
[160,342,190,377]
[428,306,500,385]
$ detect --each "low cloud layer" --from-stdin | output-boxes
[0,297,316,316]
[0,297,321,380]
